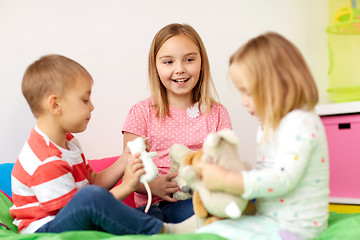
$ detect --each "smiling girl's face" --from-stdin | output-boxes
[155,34,201,107]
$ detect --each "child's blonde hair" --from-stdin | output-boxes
[230,32,318,137]
[22,54,93,117]
[148,23,218,120]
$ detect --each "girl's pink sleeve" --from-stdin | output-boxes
[217,105,232,131]
[122,102,148,137]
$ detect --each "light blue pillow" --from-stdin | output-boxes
[0,163,14,197]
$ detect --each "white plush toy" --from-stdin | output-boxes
[127,137,158,213]
[182,129,251,223]
[169,144,192,201]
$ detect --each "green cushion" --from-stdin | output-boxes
[315,212,360,240]
[0,190,17,233]
[0,188,224,239]
[1,187,359,240]
[0,231,225,239]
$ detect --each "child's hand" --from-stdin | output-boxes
[144,138,150,152]
[150,172,180,202]
[142,136,150,152]
[197,162,244,195]
[197,162,228,191]
[120,146,132,162]
[122,153,146,192]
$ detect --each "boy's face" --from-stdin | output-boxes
[58,77,94,133]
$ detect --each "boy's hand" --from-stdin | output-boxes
[150,172,180,202]
[120,146,132,162]
[122,153,145,192]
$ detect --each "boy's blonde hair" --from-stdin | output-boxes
[230,32,318,137]
[22,54,93,117]
[148,23,218,120]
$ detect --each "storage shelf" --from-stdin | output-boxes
[316,101,360,116]
[329,203,360,213]
[317,101,360,205]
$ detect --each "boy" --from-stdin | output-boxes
[10,54,165,235]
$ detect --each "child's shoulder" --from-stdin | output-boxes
[209,101,229,113]
[127,97,156,115]
[131,97,154,109]
[210,101,221,108]
[27,128,62,158]
[14,128,63,176]
[285,109,318,121]
[281,109,321,129]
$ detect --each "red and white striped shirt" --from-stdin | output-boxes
[10,127,93,234]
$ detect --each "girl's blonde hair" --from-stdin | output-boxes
[230,32,318,138]
[22,54,93,117]
[148,23,218,120]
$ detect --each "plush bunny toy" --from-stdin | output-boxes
[181,129,251,224]
[127,137,158,213]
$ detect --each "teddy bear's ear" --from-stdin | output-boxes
[169,144,191,163]
[184,151,196,165]
[193,149,204,175]
[193,149,203,164]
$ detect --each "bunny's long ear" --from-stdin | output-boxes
[203,132,220,148]
[218,129,239,145]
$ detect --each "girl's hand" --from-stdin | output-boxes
[119,146,132,163]
[197,162,244,195]
[122,153,146,192]
[150,172,180,202]
[143,136,151,152]
[197,162,228,191]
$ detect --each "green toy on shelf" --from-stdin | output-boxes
[331,0,360,33]
[334,6,360,23]
[326,0,360,103]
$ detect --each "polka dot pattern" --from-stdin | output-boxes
[240,109,329,238]
[122,98,232,207]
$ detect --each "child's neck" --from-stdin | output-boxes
[168,95,194,110]
[37,117,68,150]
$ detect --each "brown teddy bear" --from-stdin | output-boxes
[181,129,254,224]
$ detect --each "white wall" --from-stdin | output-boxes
[0,0,329,164]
